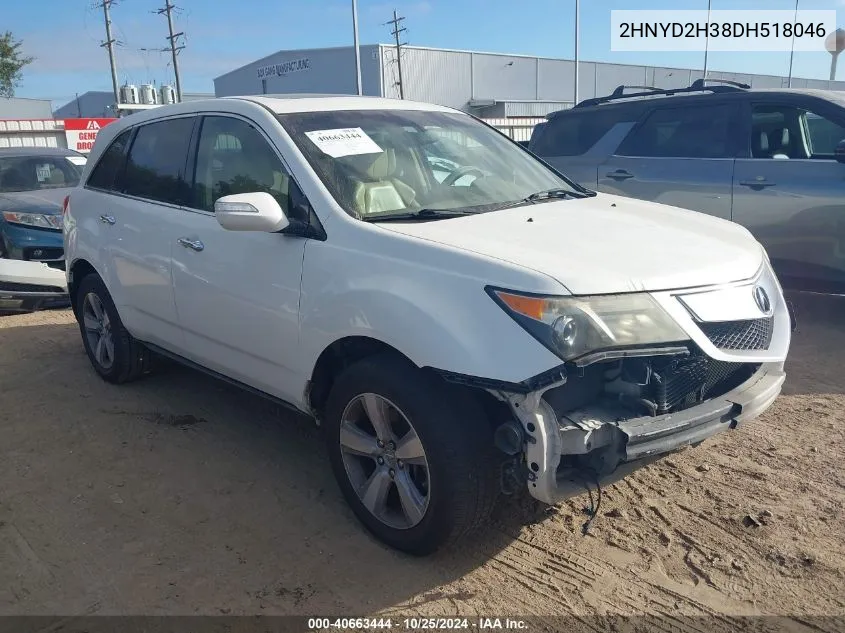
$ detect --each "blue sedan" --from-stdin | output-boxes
[0,147,87,270]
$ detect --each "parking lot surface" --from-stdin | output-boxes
[0,295,843,624]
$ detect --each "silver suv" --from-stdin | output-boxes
[529,80,845,293]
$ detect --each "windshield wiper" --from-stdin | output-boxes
[361,208,476,222]
[525,188,575,202]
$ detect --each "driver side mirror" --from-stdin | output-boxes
[835,139,845,164]
[214,192,290,232]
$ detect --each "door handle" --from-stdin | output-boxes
[177,237,204,252]
[739,180,776,189]
[606,170,634,180]
[99,214,116,225]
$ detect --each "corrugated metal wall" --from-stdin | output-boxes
[381,45,472,108]
[0,98,54,119]
[214,46,382,97]
[214,45,845,111]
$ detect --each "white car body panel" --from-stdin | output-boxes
[168,208,306,401]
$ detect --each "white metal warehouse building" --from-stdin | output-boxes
[214,44,845,119]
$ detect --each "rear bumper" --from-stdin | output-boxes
[512,364,785,504]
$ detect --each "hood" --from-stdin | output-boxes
[380,193,764,295]
[0,188,73,214]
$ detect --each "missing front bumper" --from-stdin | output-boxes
[510,364,785,505]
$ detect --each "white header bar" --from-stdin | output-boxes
[611,10,836,52]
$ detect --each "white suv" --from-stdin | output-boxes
[64,95,790,555]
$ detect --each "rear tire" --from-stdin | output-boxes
[75,273,152,384]
[323,354,499,555]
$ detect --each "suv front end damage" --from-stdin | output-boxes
[487,263,791,504]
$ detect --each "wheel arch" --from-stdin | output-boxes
[307,335,414,418]
[68,258,99,319]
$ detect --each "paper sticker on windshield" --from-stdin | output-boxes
[66,156,87,166]
[304,127,382,158]
[35,164,52,182]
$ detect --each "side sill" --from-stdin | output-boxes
[143,342,313,420]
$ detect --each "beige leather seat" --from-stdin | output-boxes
[337,149,417,216]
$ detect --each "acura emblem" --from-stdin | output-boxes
[753,286,771,315]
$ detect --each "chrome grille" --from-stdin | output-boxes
[699,317,773,351]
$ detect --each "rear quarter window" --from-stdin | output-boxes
[87,129,133,191]
[531,110,631,157]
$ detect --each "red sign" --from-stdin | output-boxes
[63,118,118,153]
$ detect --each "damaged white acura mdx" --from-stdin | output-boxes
[64,95,790,555]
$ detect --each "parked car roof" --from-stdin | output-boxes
[548,87,845,120]
[0,147,85,158]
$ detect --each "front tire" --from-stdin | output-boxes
[75,273,151,384]
[323,354,499,555]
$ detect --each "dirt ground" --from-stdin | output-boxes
[0,293,843,628]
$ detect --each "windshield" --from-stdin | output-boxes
[0,155,82,193]
[278,110,582,220]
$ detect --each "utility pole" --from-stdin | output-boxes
[387,10,406,99]
[352,0,362,95]
[99,0,120,109]
[158,0,184,102]
[573,0,580,106]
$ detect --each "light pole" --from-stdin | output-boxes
[352,0,362,95]
[787,0,799,87]
[702,0,712,80]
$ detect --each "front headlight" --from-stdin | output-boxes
[2,211,63,230]
[488,288,689,362]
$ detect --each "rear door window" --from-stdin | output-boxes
[617,103,739,159]
[531,110,632,157]
[122,117,195,205]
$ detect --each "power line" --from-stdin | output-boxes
[97,0,121,108]
[157,0,184,102]
[385,10,406,99]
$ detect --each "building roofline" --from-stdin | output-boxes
[214,44,379,82]
[213,42,836,85]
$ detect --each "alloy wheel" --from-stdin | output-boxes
[339,393,430,529]
[82,292,115,370]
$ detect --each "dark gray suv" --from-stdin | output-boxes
[529,80,845,293]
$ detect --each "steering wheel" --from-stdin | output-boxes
[442,166,485,187]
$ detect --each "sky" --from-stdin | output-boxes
[7,0,845,110]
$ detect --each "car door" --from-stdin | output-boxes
[169,114,307,401]
[530,109,637,189]
[96,116,196,350]
[597,101,741,220]
[732,99,845,290]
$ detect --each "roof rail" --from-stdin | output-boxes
[573,79,750,109]
[690,78,751,90]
